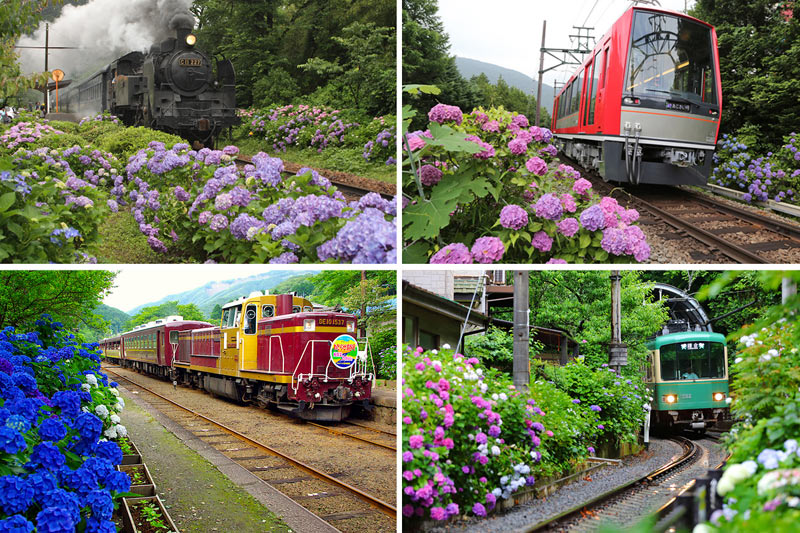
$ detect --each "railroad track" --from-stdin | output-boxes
[306,421,396,451]
[524,436,713,532]
[104,368,396,532]
[234,156,395,201]
[565,156,800,263]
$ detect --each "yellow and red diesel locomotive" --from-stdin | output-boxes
[100,292,375,421]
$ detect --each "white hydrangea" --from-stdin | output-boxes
[442,344,451,350]
[491,393,499,401]
[95,404,109,418]
[110,414,121,424]
[734,357,743,364]
[109,388,120,397]
[116,424,127,438]
[81,383,91,392]
[85,373,98,387]
[116,397,125,410]
[479,383,488,393]
[499,393,508,401]
[103,426,118,439]
[491,445,501,456]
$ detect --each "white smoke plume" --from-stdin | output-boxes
[17,0,195,80]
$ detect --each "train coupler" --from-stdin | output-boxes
[360,399,373,413]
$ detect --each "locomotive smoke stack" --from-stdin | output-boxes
[169,11,195,41]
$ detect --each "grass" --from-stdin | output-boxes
[95,210,164,264]
[231,134,396,184]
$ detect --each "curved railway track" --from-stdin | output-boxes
[104,368,396,532]
[524,436,718,532]
[565,156,800,263]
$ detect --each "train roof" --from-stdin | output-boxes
[119,316,213,337]
[647,331,726,349]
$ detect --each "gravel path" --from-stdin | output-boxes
[429,439,683,533]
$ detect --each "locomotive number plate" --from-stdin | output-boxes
[179,58,203,67]
[666,101,691,113]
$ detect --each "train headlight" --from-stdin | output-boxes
[303,319,315,332]
[346,321,355,332]
[664,394,677,404]
[713,392,725,402]
[185,34,197,46]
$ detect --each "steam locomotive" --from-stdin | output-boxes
[100,292,376,422]
[552,7,722,185]
[54,22,239,145]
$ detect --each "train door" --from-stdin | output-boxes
[581,62,592,131]
[238,301,260,371]
[593,45,609,132]
[220,304,242,373]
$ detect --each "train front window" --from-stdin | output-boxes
[660,341,725,381]
[626,11,717,105]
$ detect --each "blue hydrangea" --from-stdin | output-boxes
[36,506,77,533]
[316,208,396,264]
[74,412,102,441]
[51,391,81,419]
[84,518,116,533]
[42,489,81,524]
[0,476,34,514]
[4,415,30,433]
[94,440,122,465]
[85,489,114,520]
[30,442,66,470]
[37,418,67,442]
[0,427,25,454]
[27,472,59,505]
[0,515,34,533]
[102,470,131,493]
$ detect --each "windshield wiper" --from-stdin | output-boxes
[644,89,693,104]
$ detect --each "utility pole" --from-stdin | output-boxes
[609,270,627,372]
[13,23,79,112]
[782,276,797,305]
[513,271,530,391]
[536,21,595,126]
[360,270,367,338]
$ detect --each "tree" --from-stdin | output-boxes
[0,0,54,105]
[690,0,800,150]
[341,277,395,333]
[126,301,206,329]
[305,270,396,307]
[0,270,116,331]
[210,304,223,321]
[528,271,669,376]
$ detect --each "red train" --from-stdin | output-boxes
[552,6,722,185]
[100,292,376,422]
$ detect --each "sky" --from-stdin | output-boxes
[437,0,697,87]
[102,266,320,313]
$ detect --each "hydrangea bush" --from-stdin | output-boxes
[0,317,132,532]
[402,346,603,524]
[402,102,650,264]
[711,133,800,205]
[118,142,396,263]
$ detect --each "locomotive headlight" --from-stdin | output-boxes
[303,319,315,332]
[346,321,355,332]
[713,392,725,402]
[664,394,676,404]
[185,34,197,46]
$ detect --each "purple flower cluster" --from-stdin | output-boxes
[428,104,464,125]
[471,237,505,263]
[534,193,563,220]
[499,204,528,230]
[419,164,443,186]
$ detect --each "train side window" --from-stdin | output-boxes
[583,62,594,126]
[565,82,573,116]
[602,47,610,88]
[589,53,599,125]
[233,306,242,327]
[243,304,257,335]
[169,331,179,344]
[303,306,312,312]
[573,73,583,116]
[262,305,275,318]
[292,306,301,314]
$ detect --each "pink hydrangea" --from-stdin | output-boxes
[540,144,558,157]
[482,120,500,133]
[472,110,488,123]
[573,178,592,195]
[560,193,577,213]
[526,156,548,176]
[419,164,443,186]
[557,217,580,237]
[409,434,423,448]
[499,204,529,230]
[531,231,553,252]
[430,243,472,264]
[515,129,534,144]
[428,103,463,125]
[471,236,505,263]
[620,208,639,225]
[534,193,563,220]
[546,258,568,264]
[466,135,495,159]
[406,130,432,151]
[512,114,530,128]
[555,164,580,179]
[508,138,528,156]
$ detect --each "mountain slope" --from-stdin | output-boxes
[455,57,555,113]
[126,271,319,316]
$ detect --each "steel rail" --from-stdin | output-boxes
[306,421,396,452]
[523,437,700,532]
[343,420,397,437]
[105,368,396,518]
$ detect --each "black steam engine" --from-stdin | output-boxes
[55,23,239,144]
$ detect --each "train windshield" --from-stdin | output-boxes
[660,341,725,381]
[626,11,717,105]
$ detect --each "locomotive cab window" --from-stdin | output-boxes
[244,304,257,335]
[660,341,725,381]
[262,304,275,318]
[303,306,312,312]
[626,11,717,106]
[292,306,301,314]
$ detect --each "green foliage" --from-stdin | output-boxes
[210,304,223,321]
[469,74,551,127]
[0,0,54,104]
[532,359,647,445]
[341,277,395,333]
[300,271,396,307]
[78,120,124,144]
[529,271,669,376]
[690,0,800,150]
[0,270,115,331]
[370,327,396,380]
[29,132,86,150]
[465,327,544,374]
[96,127,185,162]
[45,120,81,134]
[127,301,207,330]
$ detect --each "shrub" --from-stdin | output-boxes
[0,121,64,155]
[45,120,81,134]
[402,103,650,264]
[96,127,185,162]
[79,120,124,144]
[402,346,599,523]
[30,132,87,150]
[370,328,396,380]
[465,327,543,374]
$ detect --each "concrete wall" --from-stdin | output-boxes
[402,271,454,300]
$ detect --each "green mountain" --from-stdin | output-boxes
[95,303,131,335]
[455,57,556,113]
[126,271,319,316]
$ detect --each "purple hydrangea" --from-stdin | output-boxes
[526,156,548,176]
[534,193,563,220]
[419,164,443,186]
[430,243,472,264]
[209,214,229,232]
[601,227,628,255]
[573,178,592,195]
[579,204,606,231]
[269,252,299,264]
[499,204,528,230]
[428,103,464,125]
[531,231,553,252]
[557,217,580,237]
[508,138,528,155]
[546,258,567,264]
[471,237,504,264]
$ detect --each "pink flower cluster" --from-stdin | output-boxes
[428,103,464,125]
[430,237,505,264]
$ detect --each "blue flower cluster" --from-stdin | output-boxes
[0,318,130,532]
[363,126,396,167]
[712,133,800,205]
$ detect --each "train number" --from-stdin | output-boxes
[179,58,203,67]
